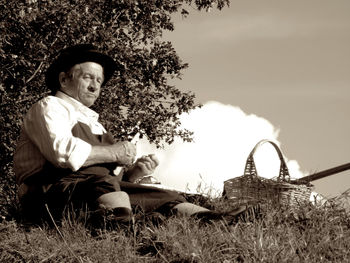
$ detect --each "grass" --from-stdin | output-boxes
[1,191,350,263]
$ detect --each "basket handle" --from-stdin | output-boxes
[243,139,290,182]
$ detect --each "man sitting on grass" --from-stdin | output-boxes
[14,44,253,226]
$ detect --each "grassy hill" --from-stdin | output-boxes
[1,192,350,263]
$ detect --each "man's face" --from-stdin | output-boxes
[60,62,104,107]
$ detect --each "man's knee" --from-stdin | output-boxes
[97,191,131,210]
[96,191,132,222]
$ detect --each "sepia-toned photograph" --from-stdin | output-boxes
[1,0,349,262]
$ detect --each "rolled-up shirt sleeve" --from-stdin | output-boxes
[23,97,91,171]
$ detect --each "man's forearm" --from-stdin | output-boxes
[82,141,136,167]
[82,145,116,167]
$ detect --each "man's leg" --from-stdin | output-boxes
[43,172,133,224]
[120,181,187,213]
[172,202,210,216]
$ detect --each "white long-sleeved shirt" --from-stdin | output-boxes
[14,91,107,184]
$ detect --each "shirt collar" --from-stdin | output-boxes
[55,91,100,121]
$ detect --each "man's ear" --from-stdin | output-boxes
[58,72,68,88]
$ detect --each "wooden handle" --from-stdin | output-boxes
[295,162,350,183]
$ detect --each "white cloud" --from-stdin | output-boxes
[137,101,305,197]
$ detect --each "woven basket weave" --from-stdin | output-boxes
[223,139,313,208]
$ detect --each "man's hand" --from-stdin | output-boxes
[110,141,136,166]
[123,154,159,183]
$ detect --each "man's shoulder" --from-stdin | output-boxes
[34,95,73,109]
[28,95,75,116]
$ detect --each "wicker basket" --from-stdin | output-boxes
[223,139,313,208]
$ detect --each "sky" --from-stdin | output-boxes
[140,0,350,199]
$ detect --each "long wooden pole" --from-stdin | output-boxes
[295,162,350,183]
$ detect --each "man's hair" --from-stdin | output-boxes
[57,63,105,93]
[66,64,83,80]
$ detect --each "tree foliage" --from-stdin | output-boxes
[0,0,229,216]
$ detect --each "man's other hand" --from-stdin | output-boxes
[124,154,159,183]
[134,154,159,175]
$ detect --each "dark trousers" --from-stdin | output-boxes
[20,167,185,224]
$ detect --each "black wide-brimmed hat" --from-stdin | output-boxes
[45,44,118,92]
